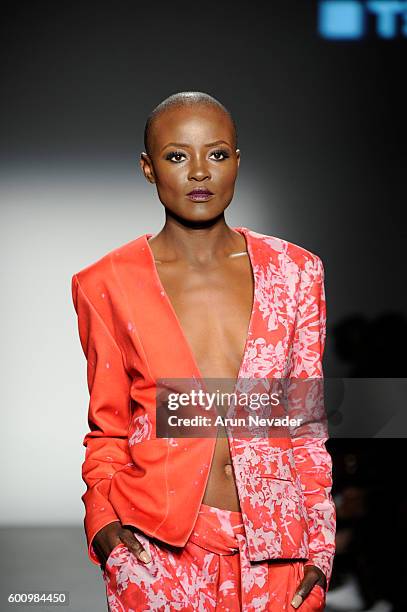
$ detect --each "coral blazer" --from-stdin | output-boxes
[71,226,336,588]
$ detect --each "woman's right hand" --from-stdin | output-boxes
[92,520,152,569]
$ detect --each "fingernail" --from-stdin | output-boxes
[291,594,303,609]
[139,551,151,563]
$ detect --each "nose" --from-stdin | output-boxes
[188,154,211,182]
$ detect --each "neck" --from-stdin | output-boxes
[148,219,247,266]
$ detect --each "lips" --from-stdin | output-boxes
[186,189,214,201]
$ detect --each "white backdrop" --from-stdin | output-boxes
[0,163,271,525]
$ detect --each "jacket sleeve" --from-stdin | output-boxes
[288,255,336,590]
[71,273,133,566]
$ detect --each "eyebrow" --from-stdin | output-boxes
[160,140,231,153]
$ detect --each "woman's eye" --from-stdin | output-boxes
[209,150,229,161]
[166,151,186,163]
[165,149,229,162]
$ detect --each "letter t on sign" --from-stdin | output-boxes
[366,1,407,38]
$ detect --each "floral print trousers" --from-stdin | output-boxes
[102,503,326,611]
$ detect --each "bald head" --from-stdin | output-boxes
[143,91,238,156]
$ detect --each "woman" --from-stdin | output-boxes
[71,91,336,611]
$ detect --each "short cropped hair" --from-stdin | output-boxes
[143,91,238,155]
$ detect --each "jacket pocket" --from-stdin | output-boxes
[254,477,310,548]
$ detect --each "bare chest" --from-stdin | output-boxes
[155,255,254,381]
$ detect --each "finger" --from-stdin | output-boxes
[121,533,151,564]
[305,564,327,589]
[291,576,318,609]
[97,537,121,569]
[93,543,106,567]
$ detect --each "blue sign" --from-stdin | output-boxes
[318,1,407,39]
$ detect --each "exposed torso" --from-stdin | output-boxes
[149,234,254,511]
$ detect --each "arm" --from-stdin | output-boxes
[71,273,133,566]
[288,255,336,590]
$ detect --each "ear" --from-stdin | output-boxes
[236,149,241,168]
[140,152,156,184]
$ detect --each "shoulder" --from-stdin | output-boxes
[245,227,323,270]
[71,234,145,298]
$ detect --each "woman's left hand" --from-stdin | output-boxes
[291,565,327,609]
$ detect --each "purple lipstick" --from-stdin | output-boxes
[186,188,214,202]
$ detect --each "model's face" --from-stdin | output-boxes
[140,104,240,222]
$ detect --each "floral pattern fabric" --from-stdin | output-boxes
[102,503,326,611]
